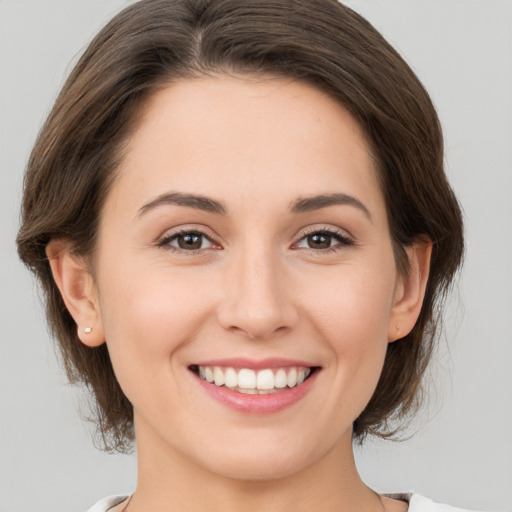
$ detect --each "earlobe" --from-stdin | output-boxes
[46,239,105,347]
[388,239,432,342]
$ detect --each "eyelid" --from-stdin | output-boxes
[157,224,222,250]
[291,225,354,250]
[155,223,354,254]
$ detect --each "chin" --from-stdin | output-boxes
[187,429,325,483]
[201,451,308,482]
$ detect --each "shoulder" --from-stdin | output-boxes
[86,495,129,512]
[407,493,487,512]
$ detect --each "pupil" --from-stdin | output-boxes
[308,233,330,249]
[178,233,202,250]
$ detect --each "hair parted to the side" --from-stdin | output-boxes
[17,0,464,452]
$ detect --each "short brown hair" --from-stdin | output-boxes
[17,0,464,452]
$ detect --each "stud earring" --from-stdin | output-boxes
[84,327,92,333]
[396,325,401,338]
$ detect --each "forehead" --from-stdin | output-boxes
[108,75,383,219]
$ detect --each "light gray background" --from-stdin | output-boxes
[1,1,511,511]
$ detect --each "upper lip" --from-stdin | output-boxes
[189,357,318,370]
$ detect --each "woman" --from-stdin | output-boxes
[16,0,476,510]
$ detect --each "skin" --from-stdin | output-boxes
[48,75,431,512]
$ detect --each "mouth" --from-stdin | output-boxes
[188,363,320,395]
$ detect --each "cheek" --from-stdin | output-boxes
[95,259,216,385]
[298,260,396,409]
[300,258,396,342]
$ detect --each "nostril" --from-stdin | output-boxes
[227,324,291,342]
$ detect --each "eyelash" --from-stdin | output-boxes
[158,229,219,254]
[293,226,354,253]
[157,226,354,254]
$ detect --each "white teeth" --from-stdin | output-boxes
[196,365,313,392]
[224,367,238,388]
[238,369,257,389]
[238,388,257,394]
[287,368,297,388]
[274,368,287,388]
[256,369,274,390]
[213,367,224,386]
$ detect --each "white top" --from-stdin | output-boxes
[86,493,483,511]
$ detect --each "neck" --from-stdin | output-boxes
[128,418,382,512]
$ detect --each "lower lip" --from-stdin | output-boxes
[194,370,319,415]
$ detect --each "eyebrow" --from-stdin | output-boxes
[137,191,371,220]
[138,192,228,216]
[290,193,372,220]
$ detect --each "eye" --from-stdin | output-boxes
[293,229,353,251]
[160,230,215,251]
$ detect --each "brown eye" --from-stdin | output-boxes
[294,229,353,251]
[178,232,203,249]
[163,231,214,251]
[307,233,332,249]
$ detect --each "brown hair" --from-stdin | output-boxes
[17,0,463,452]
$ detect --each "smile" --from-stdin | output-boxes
[189,361,320,414]
[191,365,312,394]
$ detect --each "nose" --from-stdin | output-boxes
[216,246,299,341]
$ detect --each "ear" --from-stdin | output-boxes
[388,238,432,342]
[46,239,105,347]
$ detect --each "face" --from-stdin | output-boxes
[90,75,405,480]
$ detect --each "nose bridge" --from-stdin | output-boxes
[218,239,297,340]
